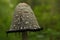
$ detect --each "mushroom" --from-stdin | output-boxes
[6,3,43,40]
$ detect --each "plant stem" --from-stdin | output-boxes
[22,32,28,40]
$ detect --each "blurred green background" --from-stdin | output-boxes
[0,0,60,40]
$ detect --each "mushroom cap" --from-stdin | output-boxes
[7,3,42,33]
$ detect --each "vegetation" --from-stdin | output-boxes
[0,0,60,40]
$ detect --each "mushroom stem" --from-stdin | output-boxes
[22,32,28,40]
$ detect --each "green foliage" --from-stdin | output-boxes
[0,0,60,40]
